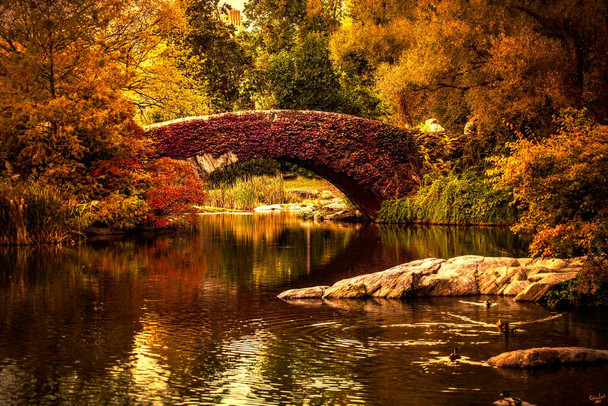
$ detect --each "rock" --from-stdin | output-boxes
[187,152,238,177]
[253,204,283,211]
[278,286,328,300]
[477,257,521,272]
[423,118,446,134]
[323,201,349,211]
[319,190,334,200]
[517,258,533,267]
[324,210,362,222]
[321,259,445,299]
[487,347,608,367]
[415,272,478,296]
[277,255,583,302]
[513,283,553,302]
[528,258,569,270]
[322,274,369,299]
[514,272,579,302]
[527,272,556,282]
[499,280,531,296]
[537,272,579,284]
[415,257,482,296]
[290,205,313,213]
[477,266,521,294]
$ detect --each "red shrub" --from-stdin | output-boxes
[145,158,206,227]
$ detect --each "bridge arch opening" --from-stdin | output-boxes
[199,157,371,217]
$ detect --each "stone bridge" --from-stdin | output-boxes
[145,110,421,218]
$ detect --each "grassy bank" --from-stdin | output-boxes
[377,172,517,225]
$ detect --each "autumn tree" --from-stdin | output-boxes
[0,0,153,191]
[0,0,207,233]
[331,0,608,134]
[492,109,608,258]
[241,0,372,114]
[182,0,252,112]
[244,0,343,52]
[122,0,214,124]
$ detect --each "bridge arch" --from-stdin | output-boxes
[145,110,421,218]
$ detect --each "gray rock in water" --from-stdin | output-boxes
[487,347,608,367]
[277,286,328,300]
[415,256,481,296]
[277,256,583,302]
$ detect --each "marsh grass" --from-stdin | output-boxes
[0,182,86,245]
[378,172,517,225]
[205,175,297,210]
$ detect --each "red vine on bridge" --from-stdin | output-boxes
[147,111,421,216]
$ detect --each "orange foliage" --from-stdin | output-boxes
[492,109,608,258]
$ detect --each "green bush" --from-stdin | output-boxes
[0,181,87,245]
[378,171,517,224]
[377,198,417,223]
[542,259,608,309]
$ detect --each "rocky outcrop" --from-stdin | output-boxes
[278,286,329,300]
[277,256,583,302]
[487,347,608,367]
[187,152,239,177]
[292,196,365,223]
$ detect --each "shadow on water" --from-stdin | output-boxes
[0,213,605,405]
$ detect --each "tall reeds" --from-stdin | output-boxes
[205,175,297,210]
[0,182,86,245]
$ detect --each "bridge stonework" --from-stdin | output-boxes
[145,110,421,218]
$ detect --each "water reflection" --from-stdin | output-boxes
[0,214,605,405]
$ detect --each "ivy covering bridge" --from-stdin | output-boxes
[146,110,422,218]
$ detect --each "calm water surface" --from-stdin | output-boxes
[0,213,606,405]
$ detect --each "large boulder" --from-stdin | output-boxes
[499,280,531,296]
[415,256,482,296]
[514,272,579,302]
[322,259,444,299]
[277,256,583,302]
[487,347,608,367]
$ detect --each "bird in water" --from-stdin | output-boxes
[449,347,461,361]
[495,390,533,406]
[496,320,518,334]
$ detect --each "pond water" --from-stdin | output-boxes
[0,213,606,405]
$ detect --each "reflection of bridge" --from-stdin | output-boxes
[145,110,421,218]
